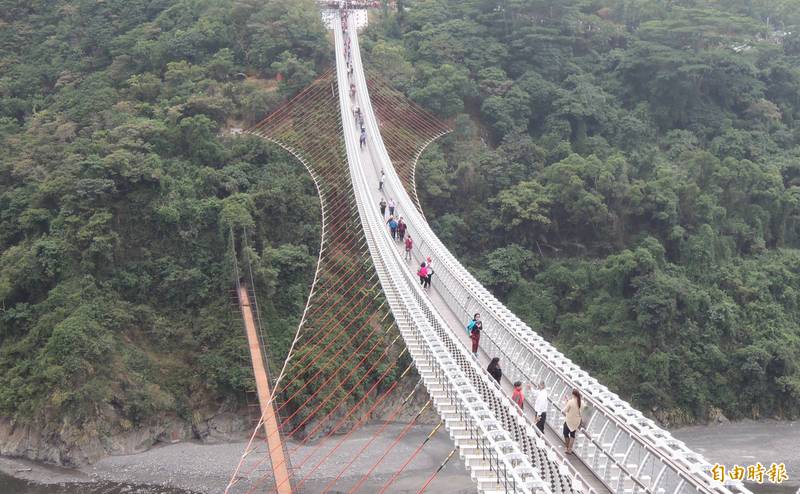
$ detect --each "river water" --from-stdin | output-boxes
[672,420,800,494]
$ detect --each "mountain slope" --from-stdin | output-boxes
[0,0,325,464]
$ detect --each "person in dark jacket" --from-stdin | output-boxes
[397,217,407,241]
[487,357,502,384]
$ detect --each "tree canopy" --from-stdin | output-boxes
[0,0,325,448]
[364,0,800,423]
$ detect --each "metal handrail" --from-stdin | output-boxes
[334,12,541,493]
[423,261,642,492]
[435,262,725,494]
[345,12,748,494]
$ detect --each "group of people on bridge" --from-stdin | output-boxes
[378,170,584,456]
[356,17,585,458]
[378,184,415,265]
[320,0,383,9]
[471,324,584,454]
[341,12,367,149]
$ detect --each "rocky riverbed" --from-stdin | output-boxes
[3,420,800,494]
[1,423,474,494]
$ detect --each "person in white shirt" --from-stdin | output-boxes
[533,381,548,433]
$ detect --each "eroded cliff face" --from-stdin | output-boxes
[0,407,250,467]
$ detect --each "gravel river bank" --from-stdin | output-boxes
[2,420,799,493]
[1,423,474,494]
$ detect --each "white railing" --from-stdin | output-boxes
[333,13,548,493]
[344,13,752,494]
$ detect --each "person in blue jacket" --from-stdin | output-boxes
[387,215,398,239]
[467,313,481,336]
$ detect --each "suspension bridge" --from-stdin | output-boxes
[224,7,755,494]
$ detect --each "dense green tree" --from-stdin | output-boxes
[409,64,475,117]
[0,0,324,451]
[373,0,800,422]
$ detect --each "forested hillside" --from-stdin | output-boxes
[4,0,800,469]
[363,0,800,423]
[0,0,325,463]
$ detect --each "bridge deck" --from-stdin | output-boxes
[355,129,611,494]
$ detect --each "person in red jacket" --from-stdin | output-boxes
[512,381,524,408]
[511,381,532,412]
[397,217,407,242]
[417,262,427,286]
[404,235,413,261]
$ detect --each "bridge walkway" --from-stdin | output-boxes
[226,6,759,494]
[353,114,611,493]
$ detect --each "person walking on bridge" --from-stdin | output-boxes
[511,381,531,411]
[378,170,385,191]
[469,318,480,357]
[359,128,366,149]
[487,357,502,384]
[562,388,582,455]
[379,197,387,217]
[466,313,481,336]
[388,198,395,216]
[404,235,413,261]
[424,256,434,288]
[417,262,428,286]
[533,381,548,434]
[387,215,398,239]
[397,217,406,241]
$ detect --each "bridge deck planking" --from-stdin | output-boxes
[354,114,610,494]
[338,13,617,492]
[338,16,560,493]
[346,75,605,494]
